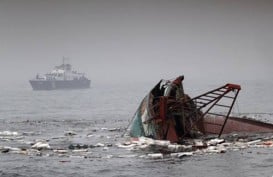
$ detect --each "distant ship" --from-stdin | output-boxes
[29,59,91,90]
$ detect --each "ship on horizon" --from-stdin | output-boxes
[29,59,91,90]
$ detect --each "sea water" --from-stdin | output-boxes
[0,80,272,177]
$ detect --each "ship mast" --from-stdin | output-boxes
[62,57,70,80]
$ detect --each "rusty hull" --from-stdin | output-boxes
[128,76,273,143]
[201,116,273,135]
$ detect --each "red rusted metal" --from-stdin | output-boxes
[159,96,167,121]
[203,116,273,134]
[152,79,243,140]
[161,119,179,143]
[129,76,273,143]
[179,82,242,137]
[226,83,241,90]
[172,75,184,86]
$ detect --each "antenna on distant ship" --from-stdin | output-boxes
[62,57,71,80]
[62,56,67,80]
[62,57,70,66]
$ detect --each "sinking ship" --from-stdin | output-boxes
[128,76,273,143]
[29,60,91,90]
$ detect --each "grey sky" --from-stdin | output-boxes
[0,0,272,85]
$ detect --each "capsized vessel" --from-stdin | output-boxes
[128,76,273,143]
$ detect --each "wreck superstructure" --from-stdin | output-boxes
[128,76,273,143]
[29,59,91,90]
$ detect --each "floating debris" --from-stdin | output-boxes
[102,147,109,151]
[64,131,77,136]
[72,149,88,153]
[0,146,21,153]
[262,140,273,146]
[246,139,262,145]
[0,146,42,156]
[59,160,71,163]
[193,139,207,148]
[86,134,94,137]
[51,136,66,140]
[22,132,36,136]
[117,154,138,158]
[32,142,51,150]
[118,135,273,158]
[207,138,225,146]
[53,149,69,154]
[0,131,19,136]
[170,152,193,158]
[0,132,272,160]
[147,153,163,159]
[68,144,89,150]
[95,143,105,147]
[108,128,121,132]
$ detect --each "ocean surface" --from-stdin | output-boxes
[0,79,272,177]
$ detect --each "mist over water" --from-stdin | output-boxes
[0,0,273,177]
[0,0,272,84]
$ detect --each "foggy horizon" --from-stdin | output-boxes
[1,2,273,175]
[0,0,272,86]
